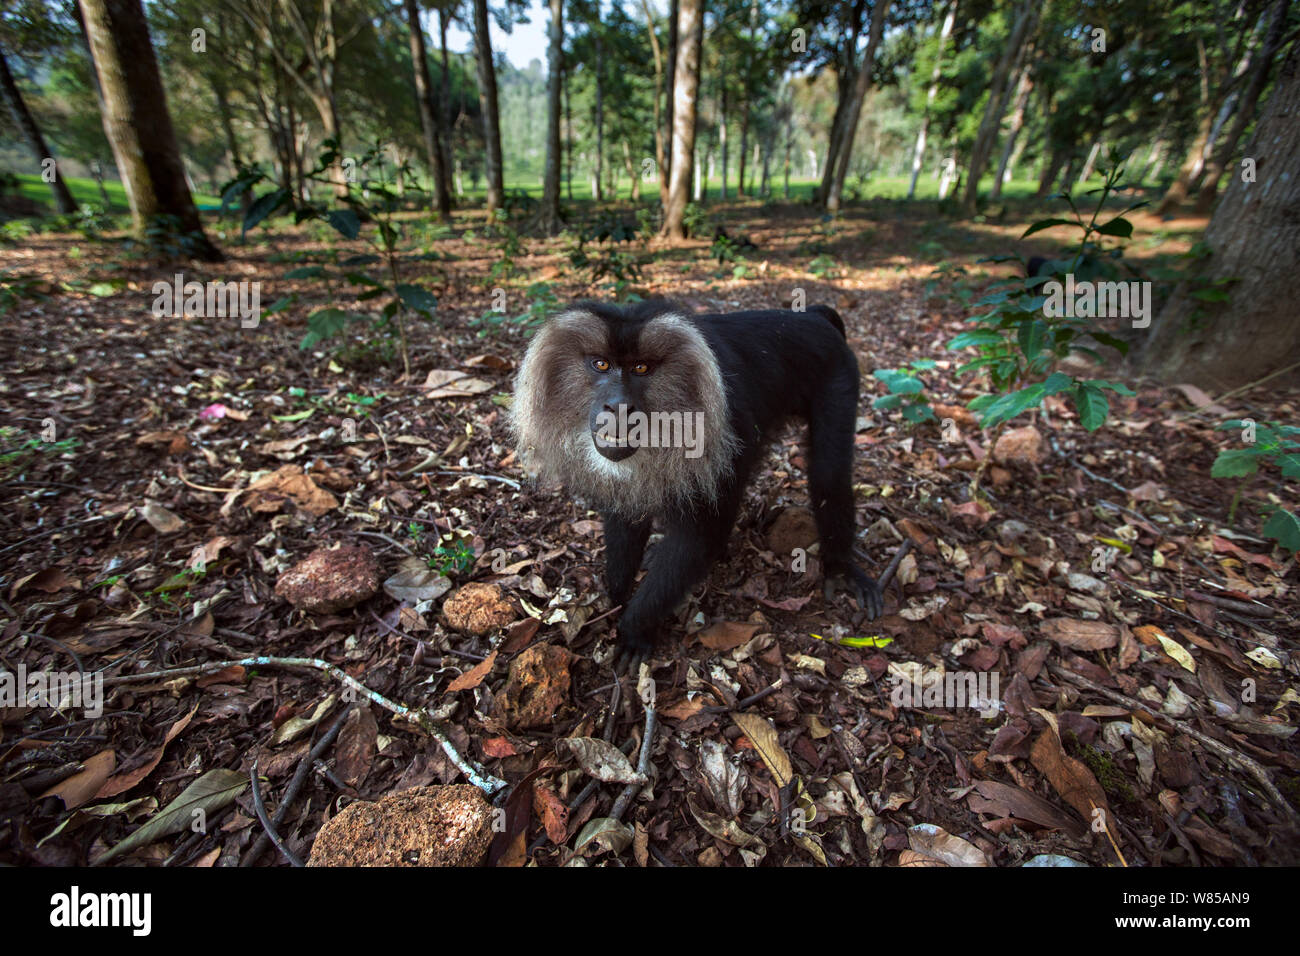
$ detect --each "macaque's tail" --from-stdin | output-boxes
[809,304,847,339]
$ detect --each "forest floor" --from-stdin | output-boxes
[1,192,1297,867]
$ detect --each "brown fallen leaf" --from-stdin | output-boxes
[1039,618,1119,650]
[97,704,197,799]
[445,649,499,693]
[43,749,116,810]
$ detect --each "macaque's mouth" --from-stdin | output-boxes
[592,432,638,461]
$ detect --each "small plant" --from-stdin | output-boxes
[473,281,558,337]
[808,254,838,278]
[872,362,937,424]
[949,161,1140,491]
[428,537,475,575]
[223,141,438,376]
[1212,419,1300,554]
[0,427,79,479]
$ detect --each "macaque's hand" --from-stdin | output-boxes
[825,563,884,619]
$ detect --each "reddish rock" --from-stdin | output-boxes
[275,544,380,614]
[443,582,517,635]
[307,785,494,867]
[497,644,572,730]
[992,426,1044,467]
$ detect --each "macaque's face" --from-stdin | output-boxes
[584,352,658,461]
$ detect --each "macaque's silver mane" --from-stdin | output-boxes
[510,307,739,516]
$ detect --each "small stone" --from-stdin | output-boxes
[442,582,517,635]
[992,426,1044,467]
[307,785,494,867]
[275,544,380,614]
[767,506,818,555]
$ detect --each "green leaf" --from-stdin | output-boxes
[1089,331,1131,356]
[872,394,905,410]
[978,385,1046,428]
[271,409,315,422]
[1210,448,1260,478]
[300,307,354,349]
[1020,218,1076,238]
[948,330,1003,349]
[344,271,384,287]
[327,208,362,239]
[1017,319,1046,359]
[1042,371,1075,395]
[93,769,247,864]
[1073,384,1109,431]
[1262,508,1300,554]
[902,403,936,423]
[243,188,290,235]
[284,265,327,280]
[872,369,924,394]
[1278,454,1300,480]
[340,253,381,266]
[396,284,437,314]
[1095,216,1134,238]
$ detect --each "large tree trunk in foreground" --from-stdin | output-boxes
[471,0,504,214]
[1193,0,1289,214]
[404,0,452,221]
[0,47,78,213]
[661,0,701,240]
[79,0,220,259]
[1138,44,1300,389]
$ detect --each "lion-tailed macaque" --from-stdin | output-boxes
[511,299,882,665]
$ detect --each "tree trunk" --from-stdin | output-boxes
[404,0,451,220]
[1193,0,1289,214]
[661,0,701,239]
[539,0,564,232]
[78,0,220,259]
[594,28,604,202]
[718,60,728,201]
[640,0,666,205]
[471,0,504,214]
[439,8,454,199]
[960,0,1040,215]
[1035,143,1066,198]
[564,60,573,200]
[989,58,1031,201]
[823,0,892,213]
[1076,138,1102,186]
[907,0,956,200]
[0,46,78,214]
[1138,44,1300,388]
[661,0,678,208]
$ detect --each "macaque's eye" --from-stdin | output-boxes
[630,361,651,376]
[591,358,611,373]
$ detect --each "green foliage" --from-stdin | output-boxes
[949,163,1140,432]
[473,281,558,337]
[566,214,644,287]
[222,141,437,369]
[808,254,839,278]
[872,362,937,424]
[1211,420,1300,553]
[0,426,80,479]
[427,537,475,575]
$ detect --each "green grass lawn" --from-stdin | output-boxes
[15,172,222,212]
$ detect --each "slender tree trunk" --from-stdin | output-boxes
[719,61,728,201]
[660,0,678,208]
[471,0,504,214]
[564,61,573,201]
[961,0,1040,215]
[1194,0,1289,214]
[1077,138,1102,186]
[1035,144,1066,198]
[438,8,454,197]
[990,59,1031,201]
[640,0,666,202]
[0,46,78,213]
[907,0,956,200]
[1140,43,1300,387]
[661,0,701,240]
[539,0,564,232]
[594,28,604,202]
[823,0,892,213]
[404,0,451,220]
[78,0,219,258]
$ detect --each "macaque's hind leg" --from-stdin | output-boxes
[808,375,884,619]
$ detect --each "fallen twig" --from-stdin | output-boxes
[250,757,305,867]
[105,655,507,794]
[1049,663,1298,823]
